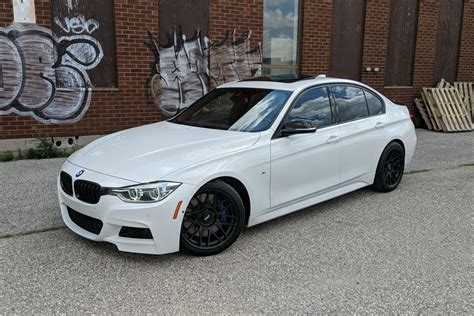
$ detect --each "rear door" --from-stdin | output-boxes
[270,86,342,208]
[331,85,386,183]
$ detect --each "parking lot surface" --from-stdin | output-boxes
[1,129,473,313]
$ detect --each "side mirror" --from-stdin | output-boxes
[280,119,317,137]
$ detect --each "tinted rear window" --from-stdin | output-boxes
[364,90,384,115]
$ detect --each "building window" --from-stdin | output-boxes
[433,0,463,85]
[263,0,300,76]
[329,0,366,80]
[384,0,419,87]
[51,0,118,88]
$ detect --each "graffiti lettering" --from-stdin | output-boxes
[0,24,103,124]
[147,28,209,118]
[209,29,262,87]
[0,64,3,88]
[146,28,262,118]
[54,15,100,34]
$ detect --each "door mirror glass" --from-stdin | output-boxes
[280,119,317,137]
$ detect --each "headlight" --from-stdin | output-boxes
[109,181,181,203]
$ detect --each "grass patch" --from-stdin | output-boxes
[405,169,432,174]
[0,150,14,162]
[0,135,80,162]
[23,135,72,159]
[459,163,474,167]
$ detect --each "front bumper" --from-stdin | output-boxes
[58,160,195,255]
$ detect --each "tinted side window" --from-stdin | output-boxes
[364,90,384,115]
[286,87,332,128]
[333,85,368,122]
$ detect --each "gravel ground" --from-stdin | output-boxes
[0,129,473,313]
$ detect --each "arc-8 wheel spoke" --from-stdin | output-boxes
[383,149,404,186]
[181,190,239,249]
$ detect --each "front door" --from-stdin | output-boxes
[270,86,342,209]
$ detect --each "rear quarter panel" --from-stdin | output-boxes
[384,99,417,167]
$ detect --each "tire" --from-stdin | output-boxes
[372,142,405,192]
[180,180,245,256]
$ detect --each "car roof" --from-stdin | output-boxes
[217,75,371,92]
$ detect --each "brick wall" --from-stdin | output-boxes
[209,0,263,45]
[360,0,390,92]
[458,0,474,81]
[1,0,473,140]
[299,0,474,116]
[384,0,440,110]
[299,0,332,76]
[0,0,161,140]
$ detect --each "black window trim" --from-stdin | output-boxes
[362,88,386,117]
[273,82,386,139]
[330,83,386,125]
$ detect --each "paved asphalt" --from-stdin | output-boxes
[1,129,473,313]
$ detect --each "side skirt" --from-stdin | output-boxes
[248,172,375,227]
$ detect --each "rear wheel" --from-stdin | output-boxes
[372,142,405,192]
[180,180,245,256]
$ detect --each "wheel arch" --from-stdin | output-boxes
[388,138,405,153]
[205,176,251,226]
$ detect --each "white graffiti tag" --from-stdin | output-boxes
[54,15,100,34]
[0,24,103,124]
[147,28,262,119]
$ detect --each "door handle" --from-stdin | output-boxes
[375,121,386,128]
[326,135,340,144]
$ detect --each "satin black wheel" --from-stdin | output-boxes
[373,142,405,192]
[180,180,245,256]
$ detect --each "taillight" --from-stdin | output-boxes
[409,111,414,123]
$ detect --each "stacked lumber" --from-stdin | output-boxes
[415,79,473,132]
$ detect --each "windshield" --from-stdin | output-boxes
[171,88,292,132]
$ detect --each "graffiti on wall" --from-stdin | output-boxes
[0,22,103,124]
[210,29,262,87]
[54,15,100,34]
[147,28,262,118]
[147,28,210,118]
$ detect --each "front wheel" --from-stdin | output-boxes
[180,180,245,256]
[372,142,405,192]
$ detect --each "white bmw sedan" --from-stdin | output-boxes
[58,76,416,256]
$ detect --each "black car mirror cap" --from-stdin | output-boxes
[280,119,317,137]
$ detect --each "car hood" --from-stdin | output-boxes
[68,121,260,183]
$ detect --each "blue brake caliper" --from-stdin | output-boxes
[218,200,229,224]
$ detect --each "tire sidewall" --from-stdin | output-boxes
[374,142,405,192]
[180,180,245,256]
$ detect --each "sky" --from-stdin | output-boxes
[263,0,299,64]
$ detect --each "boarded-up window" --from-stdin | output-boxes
[385,0,419,86]
[329,0,366,80]
[159,0,209,47]
[433,0,463,84]
[51,0,118,88]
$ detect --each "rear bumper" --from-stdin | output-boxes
[58,160,195,255]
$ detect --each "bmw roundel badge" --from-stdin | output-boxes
[75,170,84,177]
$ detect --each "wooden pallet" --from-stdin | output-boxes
[414,98,433,130]
[454,82,473,121]
[437,78,452,89]
[426,88,473,132]
[421,88,445,131]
